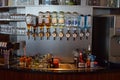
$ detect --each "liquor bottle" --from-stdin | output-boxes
[38,11,45,40]
[58,11,65,40]
[44,0,51,5]
[73,49,79,68]
[45,11,51,28]
[58,11,65,27]
[51,11,58,40]
[65,12,72,28]
[32,15,38,40]
[73,0,81,5]
[78,51,85,68]
[66,29,71,40]
[65,0,74,5]
[26,14,33,39]
[78,14,85,40]
[84,14,92,39]
[45,11,51,40]
[72,28,77,40]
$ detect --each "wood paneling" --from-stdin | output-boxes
[0,69,120,80]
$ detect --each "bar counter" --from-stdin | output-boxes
[0,64,120,80]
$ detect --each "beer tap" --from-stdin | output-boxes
[73,28,78,41]
[85,29,90,39]
[66,28,71,40]
[52,28,57,40]
[38,11,44,40]
[59,29,64,40]
[79,30,84,40]
[45,29,51,40]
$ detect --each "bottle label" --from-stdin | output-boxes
[52,18,57,24]
[72,19,78,27]
[78,62,85,68]
[58,18,64,24]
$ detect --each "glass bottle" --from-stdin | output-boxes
[32,15,38,40]
[26,14,33,39]
[51,11,58,27]
[44,0,51,5]
[73,0,81,5]
[65,0,74,5]
[78,14,85,40]
[65,12,72,28]
[65,12,72,40]
[51,11,58,40]
[58,11,64,27]
[38,11,45,40]
[58,11,65,40]
[59,0,66,5]
[84,14,91,39]
[45,11,51,40]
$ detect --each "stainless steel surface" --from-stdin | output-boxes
[16,5,93,62]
